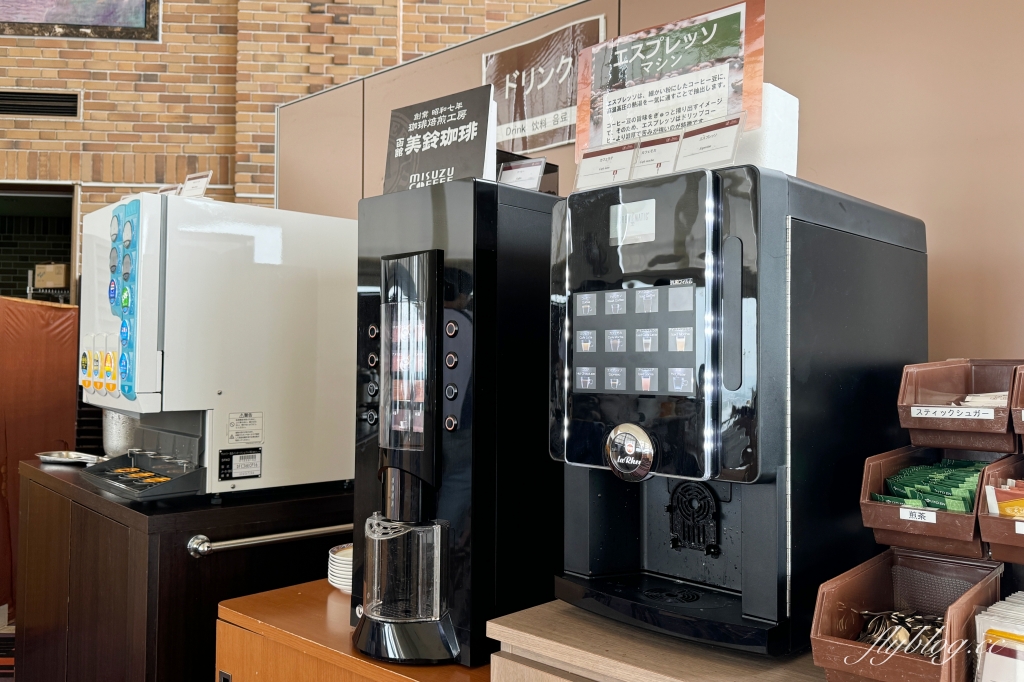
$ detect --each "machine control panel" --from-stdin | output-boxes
[571,284,697,396]
[81,198,142,400]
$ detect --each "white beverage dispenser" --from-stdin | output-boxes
[78,193,357,500]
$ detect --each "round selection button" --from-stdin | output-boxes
[445,320,459,338]
[444,415,458,432]
[445,352,458,369]
[367,352,378,368]
[444,383,458,400]
[366,410,378,426]
[605,424,655,482]
[367,381,378,397]
[368,324,379,339]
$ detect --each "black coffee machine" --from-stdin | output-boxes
[351,178,563,666]
[549,166,928,655]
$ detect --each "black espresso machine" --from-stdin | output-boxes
[351,179,563,666]
[549,166,928,655]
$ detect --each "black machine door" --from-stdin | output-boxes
[551,170,723,481]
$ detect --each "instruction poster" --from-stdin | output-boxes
[574,1,764,160]
[484,17,605,154]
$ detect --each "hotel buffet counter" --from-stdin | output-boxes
[15,460,353,682]
[216,578,822,682]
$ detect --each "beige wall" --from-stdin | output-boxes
[279,0,1024,360]
[277,81,364,219]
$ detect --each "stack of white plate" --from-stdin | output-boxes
[328,544,353,594]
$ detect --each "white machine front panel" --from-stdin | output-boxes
[159,197,357,492]
[79,194,163,413]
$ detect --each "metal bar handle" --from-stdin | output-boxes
[187,522,353,558]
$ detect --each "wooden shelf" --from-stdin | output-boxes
[486,600,824,682]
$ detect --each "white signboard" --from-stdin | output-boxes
[631,135,680,180]
[674,112,745,172]
[575,141,636,190]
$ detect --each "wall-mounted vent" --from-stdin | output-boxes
[0,91,79,118]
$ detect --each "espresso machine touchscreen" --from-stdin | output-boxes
[352,179,563,666]
[550,166,928,654]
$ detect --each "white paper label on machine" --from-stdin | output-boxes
[228,411,265,444]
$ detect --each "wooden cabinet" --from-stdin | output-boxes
[17,480,72,682]
[16,462,354,682]
[215,621,262,682]
[217,580,489,682]
[218,620,375,682]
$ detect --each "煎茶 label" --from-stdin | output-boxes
[899,507,936,524]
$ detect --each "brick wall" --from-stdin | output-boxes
[0,0,239,217]
[402,0,485,62]
[0,215,72,299]
[486,0,575,32]
[234,0,400,202]
[0,0,576,220]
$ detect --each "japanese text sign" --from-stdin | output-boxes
[899,507,936,524]
[384,85,495,195]
[483,16,604,154]
[575,1,764,160]
[910,406,996,420]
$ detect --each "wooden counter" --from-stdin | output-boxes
[486,600,825,682]
[217,580,489,681]
[16,461,353,682]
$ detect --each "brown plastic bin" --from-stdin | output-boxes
[860,446,1007,559]
[1011,365,1024,435]
[897,359,1023,453]
[977,454,1024,563]
[811,548,1002,682]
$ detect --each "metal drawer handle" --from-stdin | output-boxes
[187,523,354,558]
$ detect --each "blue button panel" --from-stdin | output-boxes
[108,200,140,400]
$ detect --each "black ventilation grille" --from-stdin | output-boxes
[0,90,78,117]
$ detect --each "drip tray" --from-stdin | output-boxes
[555,572,789,655]
[79,452,206,501]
